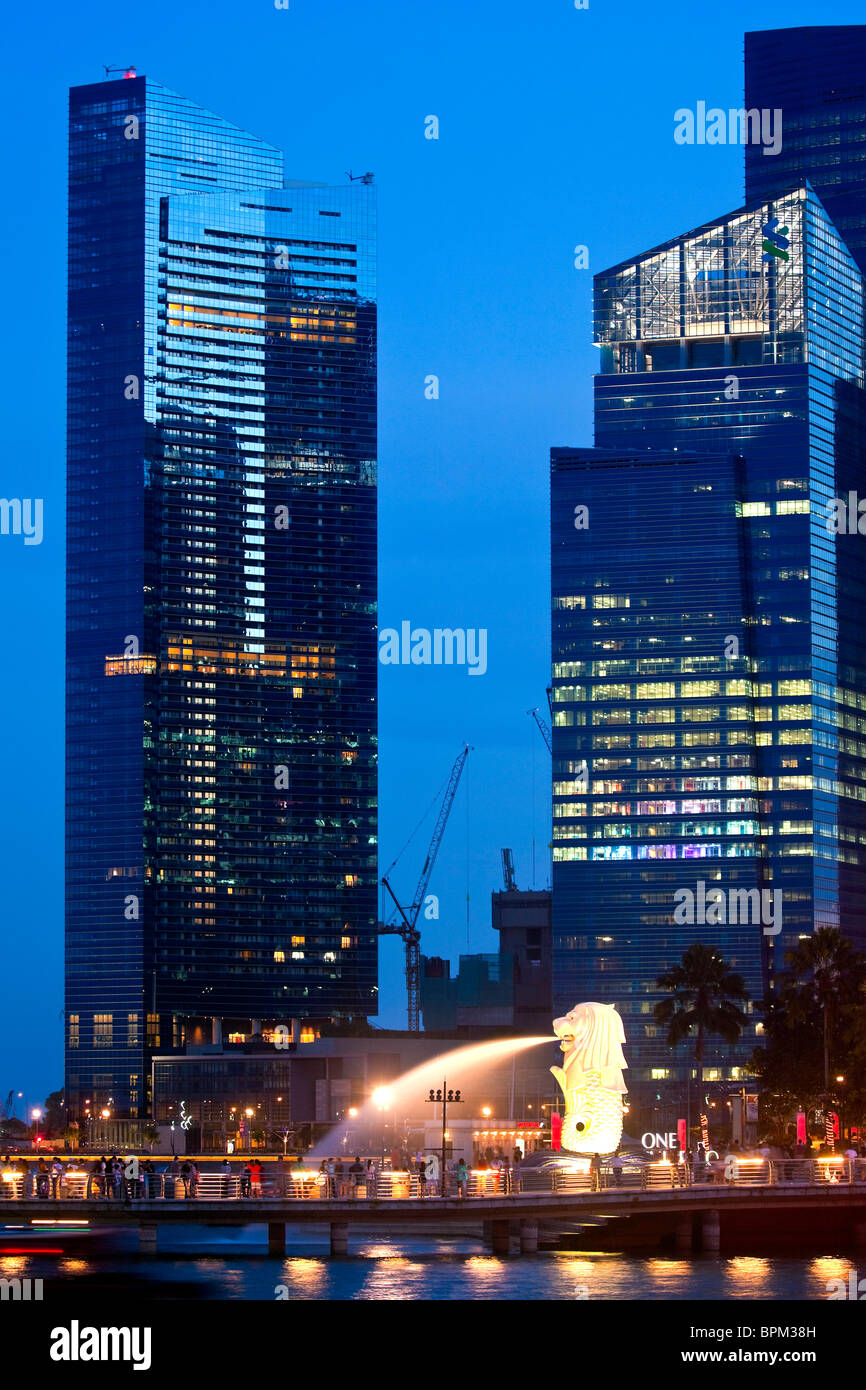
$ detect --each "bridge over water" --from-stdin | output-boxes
[8,1184,866,1257]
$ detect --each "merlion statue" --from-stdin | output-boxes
[550,1003,628,1155]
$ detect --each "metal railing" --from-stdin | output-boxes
[2,1157,864,1201]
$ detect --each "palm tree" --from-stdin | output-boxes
[654,943,749,1142]
[779,928,866,1097]
[142,1125,161,1153]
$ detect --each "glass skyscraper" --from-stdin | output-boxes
[745,26,866,276]
[66,75,377,1120]
[551,185,866,1088]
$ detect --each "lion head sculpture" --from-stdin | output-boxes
[552,1002,628,1094]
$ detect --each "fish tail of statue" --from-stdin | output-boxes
[560,1081,624,1156]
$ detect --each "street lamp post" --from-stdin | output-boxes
[426,1080,462,1197]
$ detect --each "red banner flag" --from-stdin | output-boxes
[551,1113,562,1152]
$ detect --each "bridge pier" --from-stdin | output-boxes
[699,1209,720,1253]
[519,1220,539,1254]
[674,1215,693,1252]
[137,1222,158,1256]
[330,1222,349,1256]
[268,1222,286,1256]
[489,1220,511,1255]
[853,1221,866,1247]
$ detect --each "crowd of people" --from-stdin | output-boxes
[305,1145,524,1198]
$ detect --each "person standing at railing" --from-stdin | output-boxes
[317,1159,331,1198]
[500,1153,511,1196]
[333,1157,346,1198]
[590,1153,601,1192]
[111,1156,124,1201]
[248,1158,262,1197]
[694,1142,706,1183]
[415,1155,428,1199]
[455,1158,468,1199]
[349,1156,364,1198]
[180,1159,193,1198]
[50,1157,63,1199]
[88,1156,102,1200]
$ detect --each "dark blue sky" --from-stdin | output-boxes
[1,0,861,1111]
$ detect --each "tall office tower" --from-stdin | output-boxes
[66,75,377,1120]
[745,26,866,275]
[551,186,866,1087]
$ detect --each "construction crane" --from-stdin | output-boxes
[500,848,517,891]
[380,744,471,1031]
[1,1091,13,1121]
[527,706,552,753]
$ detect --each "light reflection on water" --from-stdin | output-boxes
[2,1241,858,1301]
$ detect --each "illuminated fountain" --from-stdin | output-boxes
[309,1003,628,1165]
[309,1035,554,1159]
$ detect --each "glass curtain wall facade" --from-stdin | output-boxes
[551,186,866,1085]
[66,76,377,1121]
[745,27,866,276]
